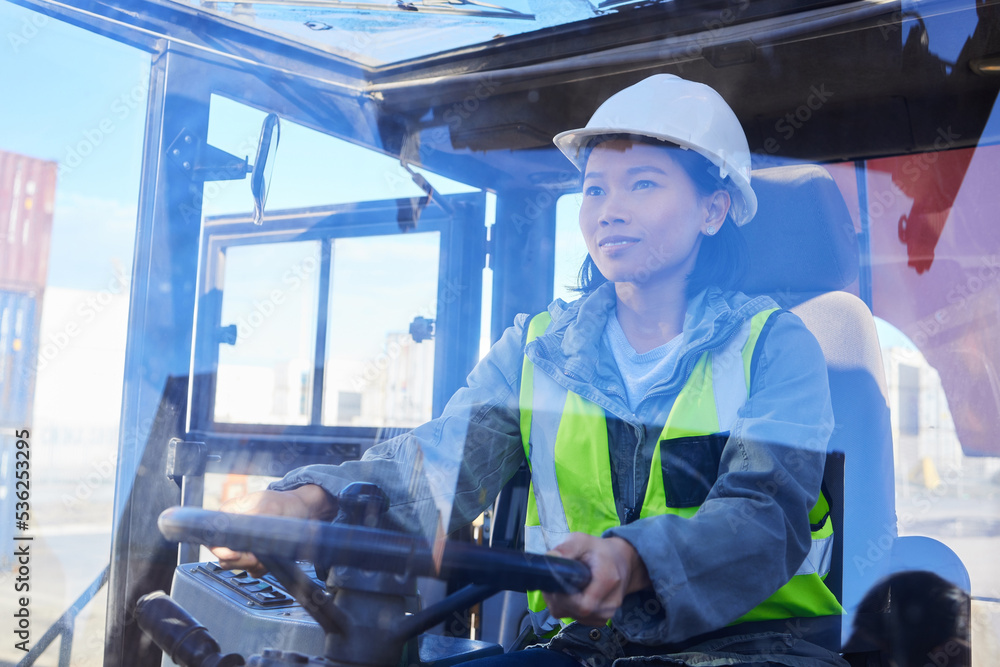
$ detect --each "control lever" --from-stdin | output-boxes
[134,591,245,667]
[334,482,390,528]
[314,482,391,583]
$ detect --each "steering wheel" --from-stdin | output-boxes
[157,505,590,594]
[146,484,591,667]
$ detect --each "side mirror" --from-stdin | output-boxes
[250,113,280,225]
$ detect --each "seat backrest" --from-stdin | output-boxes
[742,164,860,303]
[742,164,897,644]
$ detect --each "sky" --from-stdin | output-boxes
[1,1,148,290]
[0,0,493,380]
[0,0,479,291]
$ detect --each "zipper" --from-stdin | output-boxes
[605,384,627,403]
[643,317,744,402]
[628,421,644,523]
[624,317,745,520]
[562,368,634,419]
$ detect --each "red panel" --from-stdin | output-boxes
[0,150,57,291]
[867,144,1000,456]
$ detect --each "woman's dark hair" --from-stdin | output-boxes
[575,135,749,299]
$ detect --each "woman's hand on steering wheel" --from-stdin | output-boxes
[209,484,336,576]
[543,533,651,626]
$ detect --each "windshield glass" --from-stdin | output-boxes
[0,2,149,663]
[3,0,1000,665]
[163,0,596,66]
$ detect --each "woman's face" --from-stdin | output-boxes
[579,140,722,289]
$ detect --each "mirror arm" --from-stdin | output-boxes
[166,129,251,183]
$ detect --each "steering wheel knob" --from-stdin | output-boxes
[335,482,390,528]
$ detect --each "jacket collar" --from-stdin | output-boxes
[527,283,776,398]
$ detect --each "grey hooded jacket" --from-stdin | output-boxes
[273,283,839,650]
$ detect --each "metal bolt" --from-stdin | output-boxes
[171,148,181,156]
[182,161,191,170]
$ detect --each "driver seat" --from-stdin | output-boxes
[742,162,895,628]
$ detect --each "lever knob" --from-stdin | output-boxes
[335,482,390,528]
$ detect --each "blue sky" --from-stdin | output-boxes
[0,0,497,400]
[0,0,476,293]
[1,1,149,290]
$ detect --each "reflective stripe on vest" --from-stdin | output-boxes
[518,309,841,634]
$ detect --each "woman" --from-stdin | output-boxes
[213,75,847,666]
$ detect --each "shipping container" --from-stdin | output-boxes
[0,150,57,291]
[0,289,40,429]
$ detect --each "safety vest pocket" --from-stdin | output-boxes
[657,432,729,508]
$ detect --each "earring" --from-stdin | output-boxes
[705,226,717,236]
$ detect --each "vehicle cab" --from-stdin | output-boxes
[1,0,998,665]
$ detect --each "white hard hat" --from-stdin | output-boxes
[554,74,757,225]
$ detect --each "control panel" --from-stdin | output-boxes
[163,561,502,667]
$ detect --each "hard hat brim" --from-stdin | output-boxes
[553,126,758,226]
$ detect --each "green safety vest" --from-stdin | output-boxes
[518,308,842,634]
